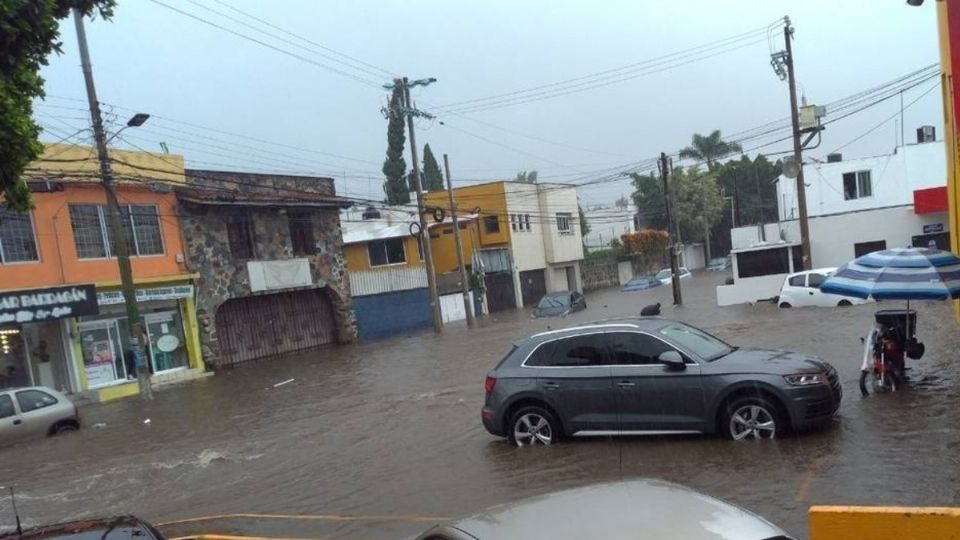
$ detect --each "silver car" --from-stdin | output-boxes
[481,318,840,445]
[414,479,793,539]
[0,386,80,445]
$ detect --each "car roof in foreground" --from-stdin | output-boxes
[447,479,787,540]
[0,516,158,540]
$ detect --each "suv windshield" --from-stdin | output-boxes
[657,322,734,361]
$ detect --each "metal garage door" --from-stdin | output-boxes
[519,269,546,307]
[484,271,516,313]
[215,288,336,366]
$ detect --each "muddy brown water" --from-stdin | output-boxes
[2,272,959,540]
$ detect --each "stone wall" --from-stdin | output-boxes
[179,171,356,367]
[579,257,621,292]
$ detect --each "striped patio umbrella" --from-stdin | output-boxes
[820,247,960,300]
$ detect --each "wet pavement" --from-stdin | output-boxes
[3,271,960,540]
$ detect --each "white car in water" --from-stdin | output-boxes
[778,267,868,308]
[655,266,692,285]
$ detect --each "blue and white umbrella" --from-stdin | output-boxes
[821,247,960,300]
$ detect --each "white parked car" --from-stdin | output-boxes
[0,386,80,445]
[655,266,692,285]
[778,267,868,308]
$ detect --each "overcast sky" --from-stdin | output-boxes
[35,0,943,206]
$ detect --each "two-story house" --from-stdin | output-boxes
[176,170,356,367]
[426,181,585,311]
[0,144,203,402]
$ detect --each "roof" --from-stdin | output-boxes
[342,221,413,244]
[0,516,159,540]
[175,186,351,208]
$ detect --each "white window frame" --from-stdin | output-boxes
[70,204,165,259]
[556,212,573,235]
[842,170,872,200]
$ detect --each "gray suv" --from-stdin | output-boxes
[481,318,840,445]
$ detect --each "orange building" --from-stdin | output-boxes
[0,145,202,402]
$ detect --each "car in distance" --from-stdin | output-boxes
[707,256,731,271]
[778,267,868,308]
[0,386,80,445]
[622,275,662,292]
[531,291,586,318]
[481,318,840,445]
[414,479,794,540]
[655,266,692,284]
[0,515,166,540]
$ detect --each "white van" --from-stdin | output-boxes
[778,267,867,308]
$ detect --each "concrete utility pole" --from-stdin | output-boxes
[660,152,682,305]
[74,9,152,400]
[399,78,443,333]
[783,17,813,270]
[443,154,475,329]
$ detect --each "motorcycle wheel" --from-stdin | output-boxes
[860,369,896,396]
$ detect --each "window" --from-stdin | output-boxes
[0,395,14,419]
[842,170,872,200]
[788,275,805,287]
[510,214,517,231]
[368,237,406,266]
[608,332,677,365]
[483,215,500,234]
[657,322,733,362]
[808,272,826,288]
[854,240,886,258]
[288,210,316,255]
[737,247,789,278]
[227,212,255,259]
[524,214,531,231]
[556,212,573,234]
[15,389,57,413]
[68,204,164,258]
[526,334,607,367]
[0,209,39,263]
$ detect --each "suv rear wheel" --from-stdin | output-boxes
[508,406,558,447]
[722,396,783,440]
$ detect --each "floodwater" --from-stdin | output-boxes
[3,272,960,540]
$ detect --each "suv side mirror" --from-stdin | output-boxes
[658,350,685,370]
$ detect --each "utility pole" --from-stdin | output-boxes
[659,152,682,305]
[783,17,813,270]
[443,154,475,329]
[398,77,443,333]
[74,9,152,400]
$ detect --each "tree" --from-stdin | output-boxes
[422,143,444,191]
[629,166,724,244]
[679,130,742,169]
[714,154,781,226]
[515,170,538,184]
[1,0,115,211]
[578,204,590,237]
[382,85,409,205]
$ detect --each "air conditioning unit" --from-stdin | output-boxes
[917,125,936,143]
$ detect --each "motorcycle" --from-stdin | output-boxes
[860,309,925,396]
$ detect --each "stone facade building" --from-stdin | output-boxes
[177,170,356,367]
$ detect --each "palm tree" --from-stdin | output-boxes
[679,130,742,169]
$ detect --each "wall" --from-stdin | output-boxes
[503,183,548,271]
[778,141,946,219]
[536,183,585,264]
[579,257,621,292]
[425,182,511,248]
[439,291,475,323]
[681,243,706,270]
[343,235,423,272]
[35,144,186,184]
[731,221,801,251]
[1,183,188,290]
[808,206,950,268]
[353,288,432,340]
[716,274,786,306]
[349,266,427,296]
[428,220,479,274]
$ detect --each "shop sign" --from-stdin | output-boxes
[97,284,194,306]
[923,223,944,234]
[0,284,98,324]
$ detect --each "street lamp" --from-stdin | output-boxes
[105,113,150,144]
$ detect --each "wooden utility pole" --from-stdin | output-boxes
[784,17,813,270]
[74,9,152,400]
[443,154,475,329]
[660,152,682,305]
[400,78,443,333]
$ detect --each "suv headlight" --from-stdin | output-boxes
[784,373,824,386]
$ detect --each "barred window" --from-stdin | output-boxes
[130,205,164,255]
[69,204,164,259]
[0,209,39,263]
[69,204,108,259]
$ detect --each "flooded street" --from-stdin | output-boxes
[4,272,960,540]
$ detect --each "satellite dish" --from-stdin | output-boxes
[783,157,801,179]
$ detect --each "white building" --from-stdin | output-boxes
[582,203,638,252]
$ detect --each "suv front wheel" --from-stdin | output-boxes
[508,406,558,447]
[722,396,783,440]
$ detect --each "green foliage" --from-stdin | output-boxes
[514,170,538,184]
[714,154,781,226]
[585,246,621,260]
[382,85,409,205]
[629,166,725,243]
[0,0,115,211]
[578,204,590,237]
[678,130,742,169]
[422,143,444,192]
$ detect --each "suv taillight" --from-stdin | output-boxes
[484,376,497,394]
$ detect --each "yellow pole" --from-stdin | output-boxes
[936,0,960,317]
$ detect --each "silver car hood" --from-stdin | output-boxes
[448,479,789,540]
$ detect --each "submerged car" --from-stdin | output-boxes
[622,275,662,292]
[414,479,793,540]
[0,386,80,445]
[778,268,868,308]
[707,256,731,271]
[655,266,692,284]
[531,291,586,318]
[481,318,841,445]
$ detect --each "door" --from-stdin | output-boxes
[607,332,707,431]
[484,272,516,313]
[14,388,60,438]
[527,334,616,433]
[781,273,806,305]
[519,269,546,307]
[805,271,833,307]
[78,321,126,387]
[0,394,25,444]
[144,312,188,373]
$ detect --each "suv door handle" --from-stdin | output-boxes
[616,381,636,388]
[542,382,560,390]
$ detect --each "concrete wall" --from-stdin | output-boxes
[778,140,946,219]
[681,243,706,270]
[579,257,620,292]
[353,288,432,341]
[731,221,800,250]
[439,291,475,323]
[504,183,548,272]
